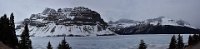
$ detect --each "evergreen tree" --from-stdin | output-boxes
[57,43,62,49]
[188,35,193,46]
[0,14,18,48]
[0,14,9,43]
[138,40,147,49]
[57,37,71,49]
[47,41,53,49]
[196,34,200,41]
[177,34,184,49]
[0,14,10,43]
[168,35,177,49]
[9,13,18,48]
[192,34,199,45]
[198,34,200,41]
[18,23,32,49]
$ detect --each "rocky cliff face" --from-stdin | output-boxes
[16,7,114,37]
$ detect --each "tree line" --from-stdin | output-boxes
[0,13,18,49]
[168,34,200,49]
[188,34,200,47]
[168,34,184,49]
[138,34,200,49]
[0,13,71,49]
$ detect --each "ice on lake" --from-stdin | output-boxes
[30,34,190,49]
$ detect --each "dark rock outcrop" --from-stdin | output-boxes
[113,24,200,34]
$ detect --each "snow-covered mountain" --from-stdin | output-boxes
[108,19,139,29]
[16,7,115,37]
[109,16,200,34]
[109,16,194,28]
[144,16,194,28]
[15,6,199,36]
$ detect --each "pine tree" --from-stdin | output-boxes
[0,14,18,48]
[57,37,71,49]
[198,34,200,41]
[192,34,199,45]
[188,35,193,46]
[18,23,32,49]
[0,15,2,41]
[47,41,53,49]
[196,34,200,42]
[168,35,177,49]
[177,34,184,49]
[57,43,62,49]
[9,13,18,48]
[0,14,9,43]
[0,14,10,43]
[138,40,147,49]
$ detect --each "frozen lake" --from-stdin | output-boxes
[30,34,190,49]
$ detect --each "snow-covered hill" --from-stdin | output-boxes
[16,7,115,37]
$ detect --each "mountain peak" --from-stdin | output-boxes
[16,7,114,37]
[145,16,191,27]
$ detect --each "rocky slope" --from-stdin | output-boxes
[16,7,114,37]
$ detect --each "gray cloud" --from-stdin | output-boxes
[0,0,200,28]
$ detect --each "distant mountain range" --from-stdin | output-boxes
[15,7,200,36]
[108,16,200,34]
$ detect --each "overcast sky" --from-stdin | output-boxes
[0,0,200,28]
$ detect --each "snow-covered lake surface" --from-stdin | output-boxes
[30,34,190,49]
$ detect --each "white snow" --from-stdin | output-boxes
[33,19,43,22]
[110,23,137,29]
[16,23,114,37]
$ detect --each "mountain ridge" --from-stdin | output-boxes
[109,16,200,34]
[15,7,115,37]
[15,7,200,36]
